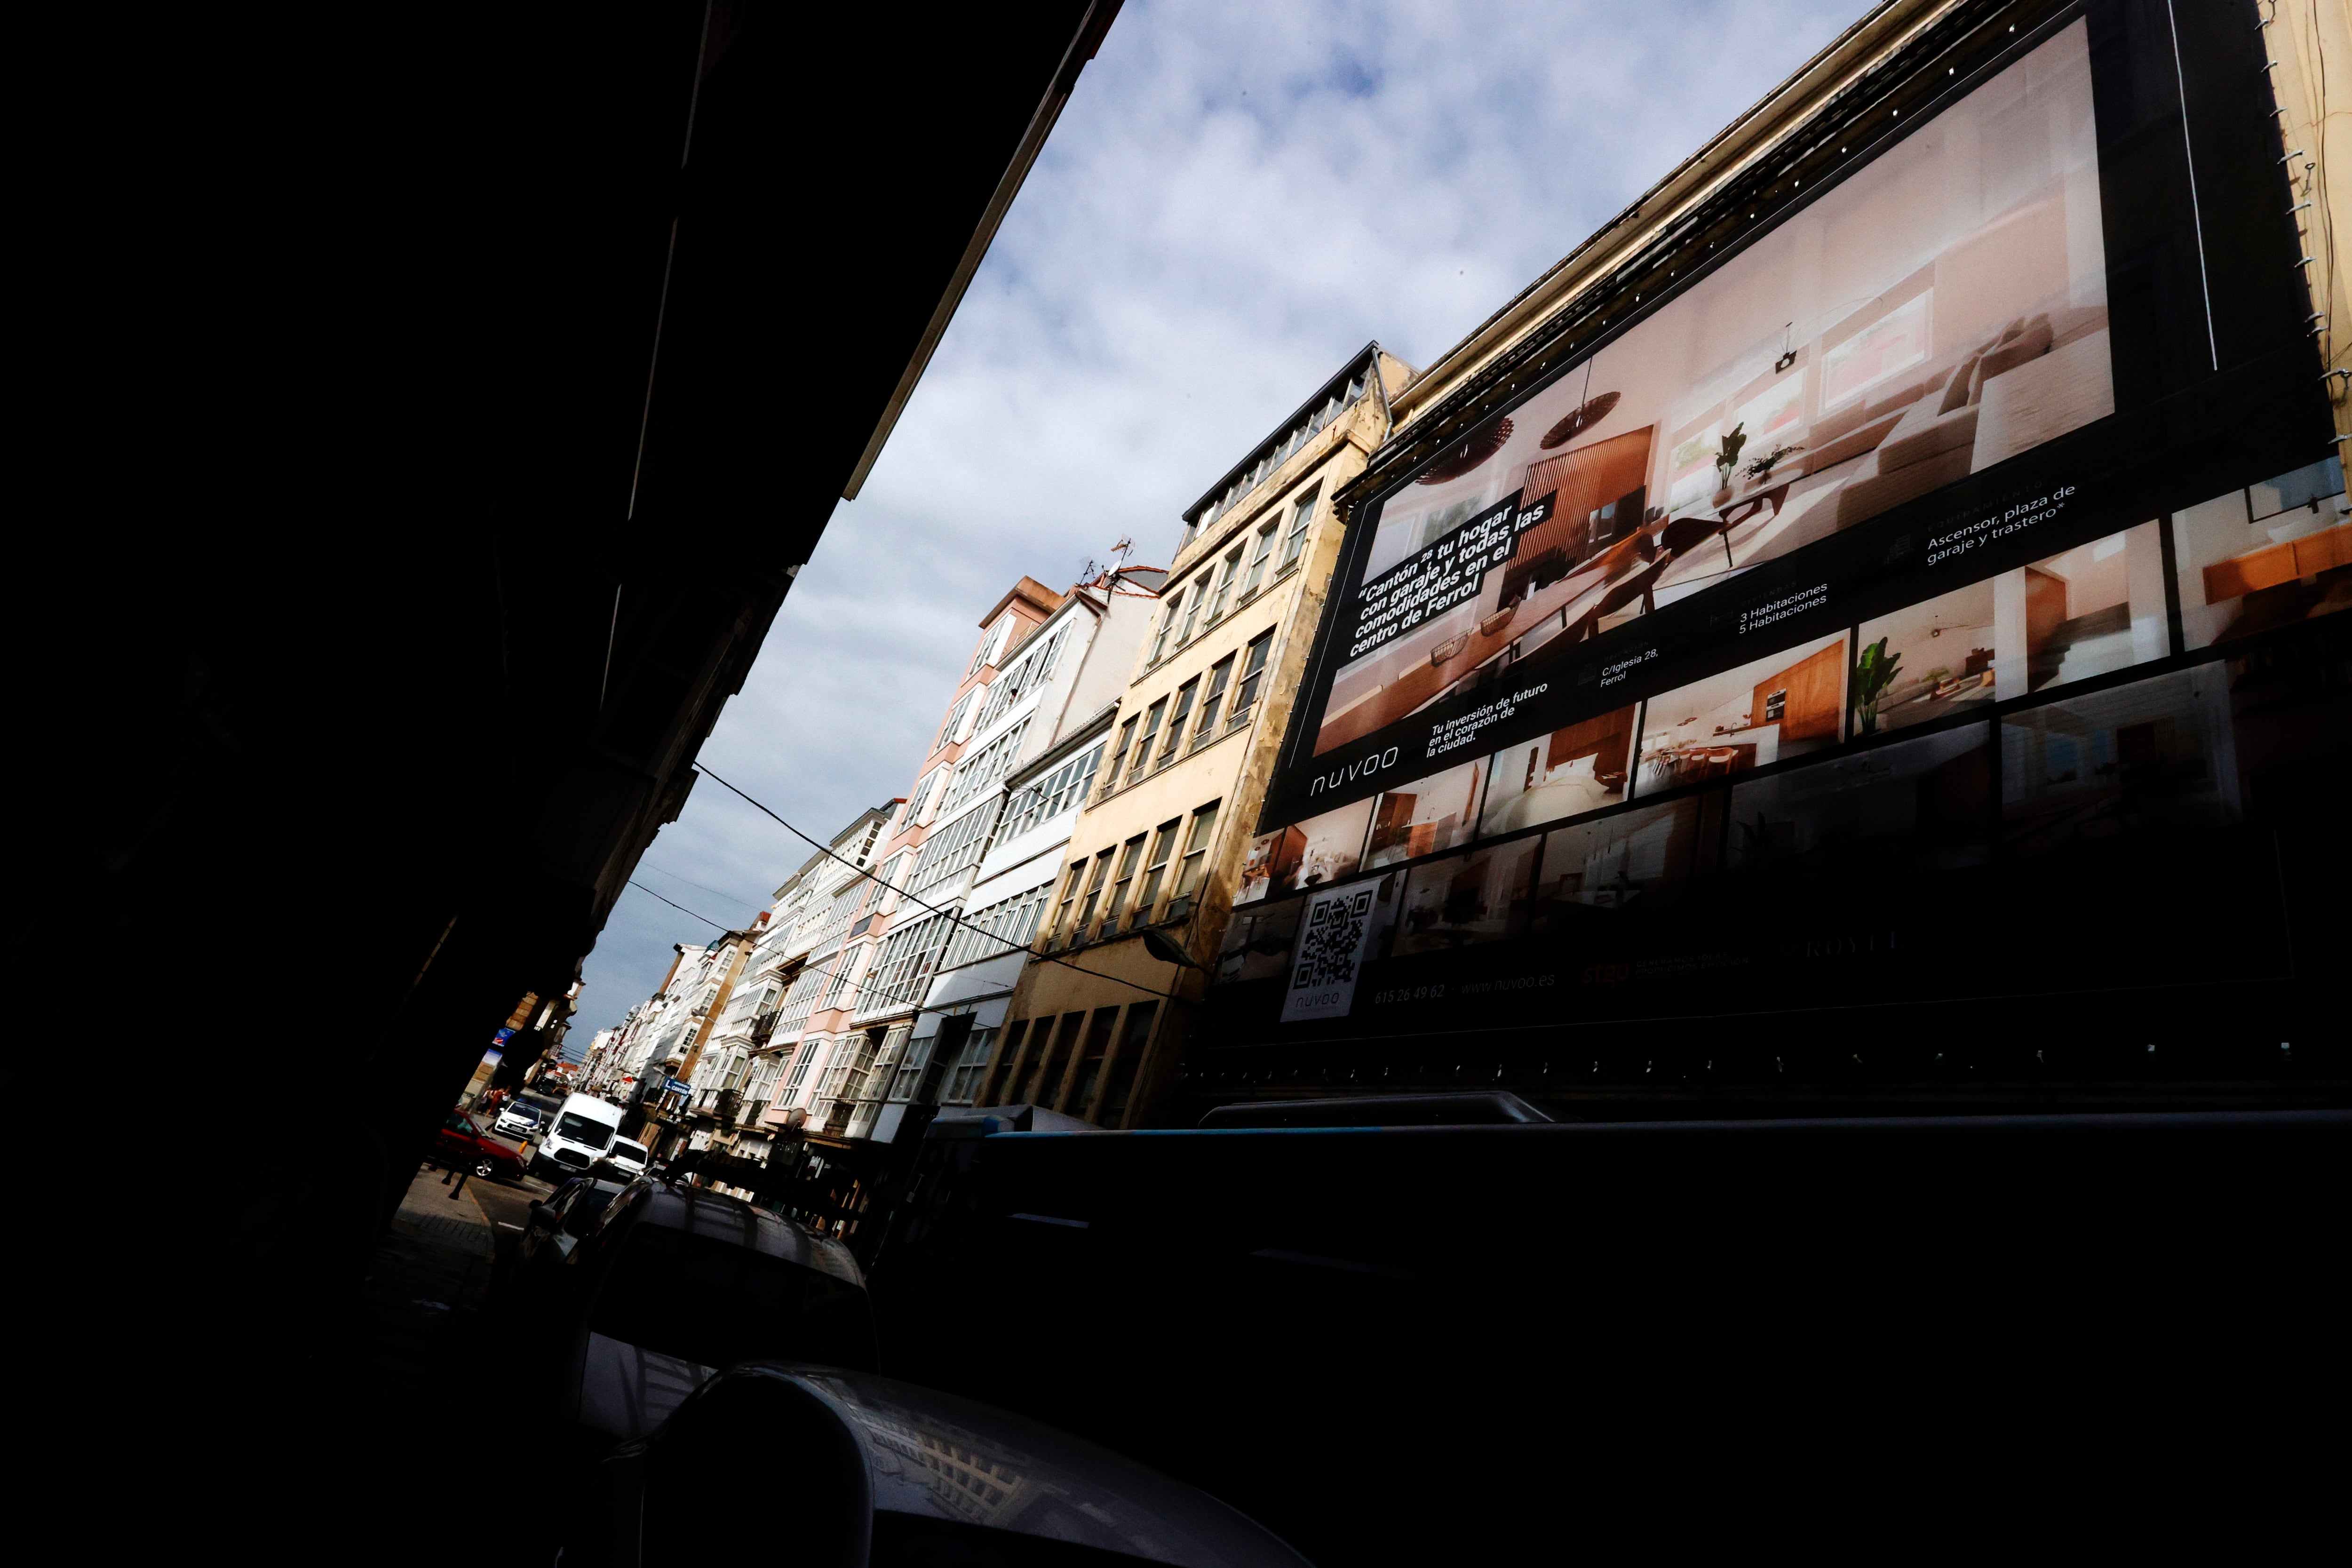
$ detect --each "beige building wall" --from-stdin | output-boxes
[980,347,1414,1128]
[2268,0,2352,455]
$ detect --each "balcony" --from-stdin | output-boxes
[750,1008,780,1047]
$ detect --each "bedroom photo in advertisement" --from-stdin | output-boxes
[1313,19,2112,759]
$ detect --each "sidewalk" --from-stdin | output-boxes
[392,1162,496,1277]
[258,1164,507,1563]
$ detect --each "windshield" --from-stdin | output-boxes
[506,1105,538,1121]
[555,1113,615,1150]
[562,1186,621,1238]
[588,1222,874,1371]
[608,1143,647,1165]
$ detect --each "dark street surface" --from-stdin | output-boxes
[263,1162,554,1564]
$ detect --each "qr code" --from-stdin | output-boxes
[1292,888,1376,990]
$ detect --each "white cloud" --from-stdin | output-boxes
[579,0,1870,1027]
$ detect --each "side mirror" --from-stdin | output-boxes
[528,1204,559,1228]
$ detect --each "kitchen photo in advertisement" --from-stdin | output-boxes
[1237,797,1374,905]
[1635,632,1847,795]
[1315,21,2111,758]
[2172,456,2352,651]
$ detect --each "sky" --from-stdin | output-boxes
[578,0,1872,1034]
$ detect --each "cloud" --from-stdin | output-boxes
[577,0,1869,1031]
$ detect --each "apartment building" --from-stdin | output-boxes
[844,573,1158,1143]
[978,344,1413,1127]
[635,922,763,1159]
[745,805,900,1142]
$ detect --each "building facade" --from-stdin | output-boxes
[975,345,1413,1127]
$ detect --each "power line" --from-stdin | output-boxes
[628,880,728,929]
[694,763,1187,1004]
[642,864,771,913]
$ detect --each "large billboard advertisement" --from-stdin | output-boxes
[1213,1,2346,1059]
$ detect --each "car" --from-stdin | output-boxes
[517,1182,878,1446]
[493,1100,544,1139]
[515,1177,629,1270]
[430,1111,526,1181]
[594,1136,651,1182]
[556,1362,1312,1566]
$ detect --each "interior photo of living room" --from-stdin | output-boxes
[1364,758,1488,869]
[1720,724,1993,896]
[1311,21,2111,761]
[1478,704,1637,836]
[1999,665,2241,858]
[1634,631,1847,796]
[1237,796,1374,905]
[2172,456,2352,651]
[1852,521,2166,734]
[1393,836,1545,956]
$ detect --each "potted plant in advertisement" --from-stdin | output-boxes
[1854,636,1903,734]
[1711,422,1749,505]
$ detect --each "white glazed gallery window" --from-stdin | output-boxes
[934,691,976,754]
[941,1026,998,1105]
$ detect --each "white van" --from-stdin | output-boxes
[598,1137,652,1181]
[531,1093,625,1181]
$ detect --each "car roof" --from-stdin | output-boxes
[631,1184,864,1287]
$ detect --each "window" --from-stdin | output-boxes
[1241,519,1277,597]
[858,913,952,1013]
[1100,835,1147,939]
[1050,859,1088,950]
[818,946,867,1011]
[1128,698,1168,786]
[909,799,999,893]
[1177,579,1206,645]
[1280,486,1319,569]
[1205,547,1242,623]
[1150,594,1183,664]
[934,691,975,753]
[976,619,1071,731]
[874,852,910,911]
[1102,717,1139,797]
[902,769,942,825]
[1134,820,1180,926]
[1073,849,1114,943]
[1192,657,1234,751]
[938,881,1054,971]
[942,1025,998,1105]
[969,617,1012,676]
[1158,679,1198,767]
[941,717,1030,814]
[783,1037,829,1099]
[1229,631,1273,728]
[1000,740,1105,841]
[1169,801,1221,915]
[886,1033,934,1103]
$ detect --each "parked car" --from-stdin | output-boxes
[556,1362,1311,1567]
[515,1177,629,1269]
[430,1112,526,1181]
[493,1100,544,1139]
[516,1182,877,1445]
[594,1137,651,1181]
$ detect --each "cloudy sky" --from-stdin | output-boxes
[579,0,1870,1032]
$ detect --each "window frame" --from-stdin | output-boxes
[1241,519,1277,597]
[1279,486,1319,570]
[1099,834,1148,940]
[1229,630,1274,729]
[1134,819,1181,925]
[1158,678,1199,767]
[1169,800,1222,915]
[1192,656,1234,748]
